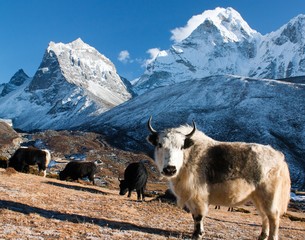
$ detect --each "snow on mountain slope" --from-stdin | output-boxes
[250,14,305,79]
[171,7,258,43]
[0,69,29,97]
[30,38,131,106]
[89,75,305,190]
[0,39,132,130]
[133,7,305,94]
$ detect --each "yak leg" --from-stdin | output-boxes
[257,201,280,240]
[252,195,270,240]
[258,211,270,240]
[136,189,142,201]
[252,187,281,240]
[188,200,208,240]
[37,163,47,177]
[267,212,280,240]
[89,173,95,185]
[22,164,30,173]
[266,185,282,240]
[141,187,145,201]
[127,189,132,198]
[192,214,203,239]
[41,167,47,177]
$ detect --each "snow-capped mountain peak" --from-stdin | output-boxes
[0,39,133,130]
[171,7,259,43]
[30,39,132,105]
[44,38,117,87]
[268,14,305,45]
[48,38,115,73]
[0,69,30,97]
[195,7,258,42]
[134,7,305,94]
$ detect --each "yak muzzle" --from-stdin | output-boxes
[162,165,177,177]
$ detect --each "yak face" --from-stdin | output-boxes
[59,171,66,180]
[119,180,129,195]
[147,117,196,179]
[154,131,188,178]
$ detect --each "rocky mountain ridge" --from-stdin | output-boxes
[0,39,132,131]
[133,7,305,94]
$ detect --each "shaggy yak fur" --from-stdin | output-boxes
[147,117,291,240]
[8,147,51,177]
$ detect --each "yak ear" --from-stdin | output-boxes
[147,134,158,146]
[183,138,194,149]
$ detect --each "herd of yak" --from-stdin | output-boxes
[7,146,148,202]
[4,117,291,240]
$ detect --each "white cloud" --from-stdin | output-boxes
[143,48,161,67]
[118,48,162,69]
[118,50,130,63]
[170,12,208,42]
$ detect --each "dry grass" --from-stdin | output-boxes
[0,168,304,240]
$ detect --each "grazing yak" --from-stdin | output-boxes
[119,161,148,201]
[59,161,97,184]
[147,117,290,240]
[8,147,51,177]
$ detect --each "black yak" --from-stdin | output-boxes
[59,161,97,184]
[119,161,148,201]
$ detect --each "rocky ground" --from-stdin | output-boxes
[0,125,304,239]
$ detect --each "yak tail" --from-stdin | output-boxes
[41,149,51,178]
[43,149,51,168]
[280,161,291,215]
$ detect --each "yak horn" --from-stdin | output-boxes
[186,120,196,138]
[147,116,157,134]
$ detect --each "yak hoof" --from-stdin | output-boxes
[183,206,190,213]
[258,232,268,240]
[192,232,203,240]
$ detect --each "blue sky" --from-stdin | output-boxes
[0,0,304,84]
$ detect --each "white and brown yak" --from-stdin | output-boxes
[147,117,290,240]
[8,146,51,177]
